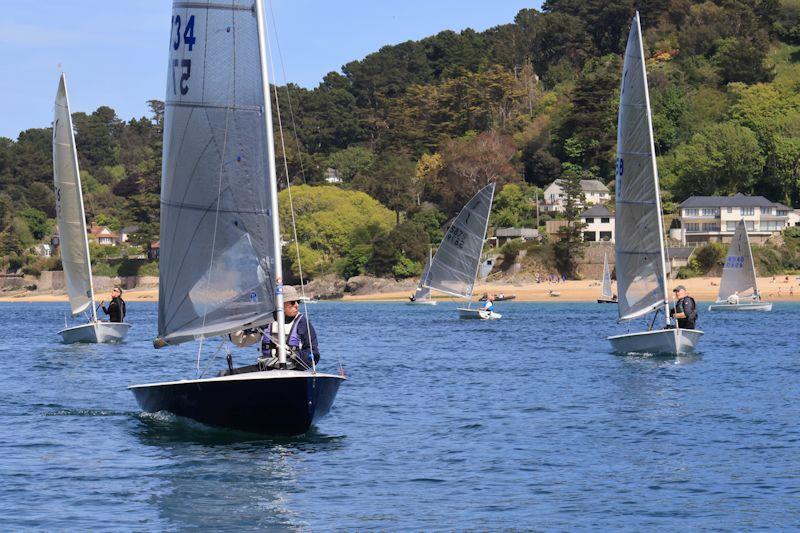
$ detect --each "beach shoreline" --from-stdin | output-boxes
[1,277,799,303]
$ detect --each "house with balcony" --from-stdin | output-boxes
[542,179,611,213]
[580,204,615,243]
[677,193,794,245]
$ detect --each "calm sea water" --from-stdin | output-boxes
[1,300,799,529]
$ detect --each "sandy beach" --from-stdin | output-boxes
[2,277,799,303]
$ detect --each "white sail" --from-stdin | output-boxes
[601,253,613,299]
[423,182,496,299]
[53,74,95,317]
[412,259,432,301]
[614,12,669,322]
[157,1,278,346]
[718,220,758,300]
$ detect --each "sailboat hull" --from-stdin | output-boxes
[597,298,617,304]
[407,299,437,306]
[708,301,772,312]
[58,321,132,344]
[129,370,344,436]
[607,328,703,355]
[457,308,501,320]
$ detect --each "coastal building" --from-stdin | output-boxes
[89,223,118,246]
[119,225,139,244]
[494,227,540,247]
[677,193,795,245]
[666,247,695,279]
[541,179,611,213]
[579,205,615,243]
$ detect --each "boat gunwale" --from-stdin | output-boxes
[129,370,345,390]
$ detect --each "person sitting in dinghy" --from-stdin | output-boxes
[100,287,126,323]
[261,286,320,370]
[669,285,697,329]
[727,291,740,305]
[480,294,495,318]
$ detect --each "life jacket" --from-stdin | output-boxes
[262,314,304,357]
[678,296,698,323]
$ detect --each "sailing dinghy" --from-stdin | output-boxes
[423,183,499,319]
[129,0,343,435]
[597,252,617,303]
[408,248,437,305]
[53,74,131,344]
[708,220,771,311]
[606,13,702,355]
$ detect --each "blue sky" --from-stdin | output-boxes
[0,1,541,139]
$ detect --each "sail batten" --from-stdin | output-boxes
[53,74,95,318]
[423,183,496,299]
[614,12,669,322]
[717,220,758,300]
[158,0,278,346]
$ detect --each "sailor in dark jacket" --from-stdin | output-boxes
[670,285,697,329]
[100,287,126,323]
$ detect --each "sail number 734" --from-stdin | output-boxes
[171,14,196,95]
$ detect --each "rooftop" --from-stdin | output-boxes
[667,247,695,260]
[580,204,613,218]
[680,193,777,208]
[552,178,610,193]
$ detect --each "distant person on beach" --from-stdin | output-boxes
[670,285,697,329]
[100,287,126,323]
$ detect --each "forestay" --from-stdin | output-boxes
[718,220,758,299]
[158,0,277,345]
[602,253,613,300]
[614,12,669,321]
[53,74,95,317]
[423,182,495,299]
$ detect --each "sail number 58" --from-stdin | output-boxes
[171,14,196,95]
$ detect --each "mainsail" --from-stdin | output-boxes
[53,74,95,317]
[412,259,432,301]
[423,182,496,299]
[157,1,278,345]
[614,12,669,321]
[718,220,758,300]
[601,253,613,300]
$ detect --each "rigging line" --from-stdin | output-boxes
[267,0,308,185]
[266,18,317,373]
[199,337,229,378]
[196,11,236,373]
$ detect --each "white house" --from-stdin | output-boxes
[542,179,610,213]
[678,193,795,245]
[580,204,615,243]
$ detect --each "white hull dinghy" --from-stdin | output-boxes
[708,219,771,312]
[456,307,502,320]
[53,74,130,344]
[408,247,437,305]
[59,322,132,344]
[605,13,701,356]
[597,253,617,304]
[129,0,343,435]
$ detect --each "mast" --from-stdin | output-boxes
[634,12,671,327]
[254,0,287,365]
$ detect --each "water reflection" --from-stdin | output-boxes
[131,412,346,529]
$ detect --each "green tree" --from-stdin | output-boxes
[19,208,51,240]
[553,168,586,277]
[324,146,376,182]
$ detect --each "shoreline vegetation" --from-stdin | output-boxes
[2,276,798,303]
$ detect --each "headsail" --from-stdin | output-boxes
[157,1,277,346]
[53,74,95,317]
[614,12,669,321]
[601,253,613,300]
[718,220,758,300]
[423,182,496,299]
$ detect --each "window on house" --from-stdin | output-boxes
[726,221,737,231]
[599,231,612,241]
[727,207,733,213]
[701,223,719,231]
[745,220,755,230]
[686,223,699,232]
[684,208,699,216]
[701,208,718,216]
[760,207,772,215]
[601,217,610,223]
[741,207,754,216]
[583,231,596,242]
[585,217,594,223]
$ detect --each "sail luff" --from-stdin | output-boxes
[254,0,287,365]
[53,73,96,318]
